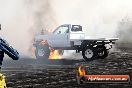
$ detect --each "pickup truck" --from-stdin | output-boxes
[33,24,118,61]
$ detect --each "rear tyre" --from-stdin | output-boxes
[82,46,97,61]
[96,45,108,59]
[35,44,50,60]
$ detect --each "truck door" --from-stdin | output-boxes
[51,24,71,48]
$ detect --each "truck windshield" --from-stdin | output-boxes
[53,25,69,34]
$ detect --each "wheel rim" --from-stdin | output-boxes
[85,49,93,58]
[38,49,45,56]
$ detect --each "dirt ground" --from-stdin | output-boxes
[1,46,132,88]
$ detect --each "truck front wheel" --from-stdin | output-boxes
[35,45,50,60]
[82,46,97,61]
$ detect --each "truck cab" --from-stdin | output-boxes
[53,24,84,39]
[51,24,85,48]
[51,24,71,48]
[35,24,84,49]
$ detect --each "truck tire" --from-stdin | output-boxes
[35,44,50,60]
[96,45,108,59]
[82,46,97,61]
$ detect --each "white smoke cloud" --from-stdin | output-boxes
[52,0,132,38]
[0,0,57,57]
[0,0,31,57]
[0,0,132,58]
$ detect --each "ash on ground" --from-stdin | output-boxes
[1,47,132,88]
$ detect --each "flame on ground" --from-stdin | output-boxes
[49,50,62,59]
[78,66,86,76]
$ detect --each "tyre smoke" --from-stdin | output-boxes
[0,0,132,58]
[0,0,57,57]
[52,0,132,38]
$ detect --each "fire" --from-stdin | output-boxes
[49,50,62,59]
[78,66,86,76]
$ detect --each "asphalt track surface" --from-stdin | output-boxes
[1,47,132,88]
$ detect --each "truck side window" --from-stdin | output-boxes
[54,25,69,34]
[71,25,82,32]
